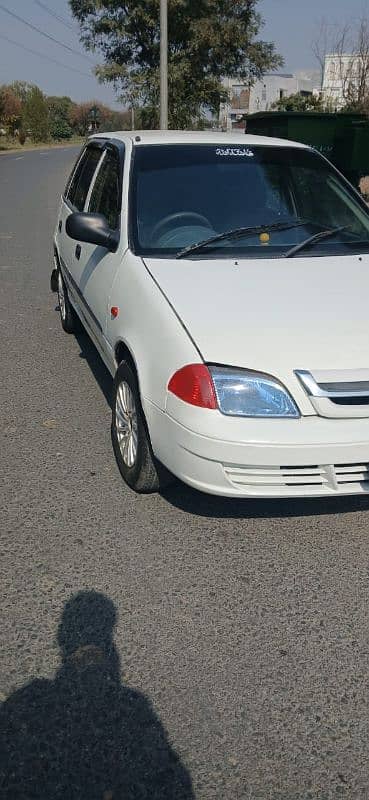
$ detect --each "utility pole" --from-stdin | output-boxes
[160,0,168,129]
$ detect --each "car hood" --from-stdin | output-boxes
[144,253,369,414]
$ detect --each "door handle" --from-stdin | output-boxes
[75,244,81,260]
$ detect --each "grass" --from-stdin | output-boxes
[0,136,85,153]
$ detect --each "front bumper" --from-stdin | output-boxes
[144,397,369,498]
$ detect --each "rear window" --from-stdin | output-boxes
[88,147,121,230]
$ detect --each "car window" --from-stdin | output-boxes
[88,147,121,230]
[130,144,369,258]
[290,166,366,232]
[66,145,102,211]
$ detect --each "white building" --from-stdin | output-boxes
[322,53,362,109]
[220,71,320,130]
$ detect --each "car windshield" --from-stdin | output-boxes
[129,143,369,258]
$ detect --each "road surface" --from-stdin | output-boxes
[1,146,369,799]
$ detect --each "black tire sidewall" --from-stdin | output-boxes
[58,269,76,333]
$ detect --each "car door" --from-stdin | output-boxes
[57,142,104,300]
[74,142,124,352]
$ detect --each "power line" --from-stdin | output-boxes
[0,32,92,77]
[0,4,95,64]
[33,0,75,32]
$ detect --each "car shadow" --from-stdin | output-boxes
[161,482,369,520]
[0,591,194,800]
[54,301,113,408]
[75,329,113,408]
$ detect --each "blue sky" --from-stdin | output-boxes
[260,0,369,71]
[0,0,119,107]
[0,0,366,108]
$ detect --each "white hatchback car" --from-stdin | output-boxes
[52,130,369,498]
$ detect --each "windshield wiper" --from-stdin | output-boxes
[175,219,307,259]
[284,226,348,258]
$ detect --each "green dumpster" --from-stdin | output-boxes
[245,112,369,193]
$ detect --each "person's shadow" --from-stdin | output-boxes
[0,591,194,799]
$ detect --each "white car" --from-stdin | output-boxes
[52,130,369,498]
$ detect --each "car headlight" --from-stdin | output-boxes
[209,367,300,418]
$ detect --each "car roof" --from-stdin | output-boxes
[90,129,308,150]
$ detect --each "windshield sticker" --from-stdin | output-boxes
[216,147,254,157]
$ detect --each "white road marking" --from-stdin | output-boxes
[14,156,24,160]
[0,234,13,239]
[39,152,48,156]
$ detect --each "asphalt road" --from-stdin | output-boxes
[1,145,369,800]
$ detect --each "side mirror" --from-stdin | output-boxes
[65,212,119,252]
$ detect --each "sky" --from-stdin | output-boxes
[260,0,369,70]
[0,0,369,109]
[0,0,119,107]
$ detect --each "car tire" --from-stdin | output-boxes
[57,269,79,334]
[111,361,174,494]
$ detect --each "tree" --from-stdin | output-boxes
[272,92,324,112]
[69,100,112,135]
[0,86,22,135]
[47,96,74,139]
[9,81,36,104]
[313,16,369,113]
[100,109,133,131]
[312,18,331,88]
[69,0,283,128]
[22,86,49,142]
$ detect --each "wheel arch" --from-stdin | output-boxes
[114,339,139,380]
[51,245,60,292]
[53,243,60,263]
[113,339,155,450]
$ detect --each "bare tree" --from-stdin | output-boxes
[312,18,330,87]
[334,19,369,110]
[313,15,369,112]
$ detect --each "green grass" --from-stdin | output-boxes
[0,136,85,153]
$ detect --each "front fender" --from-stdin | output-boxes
[107,252,201,410]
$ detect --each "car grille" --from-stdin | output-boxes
[223,463,369,495]
[295,371,369,418]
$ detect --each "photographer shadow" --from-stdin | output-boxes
[0,591,194,800]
